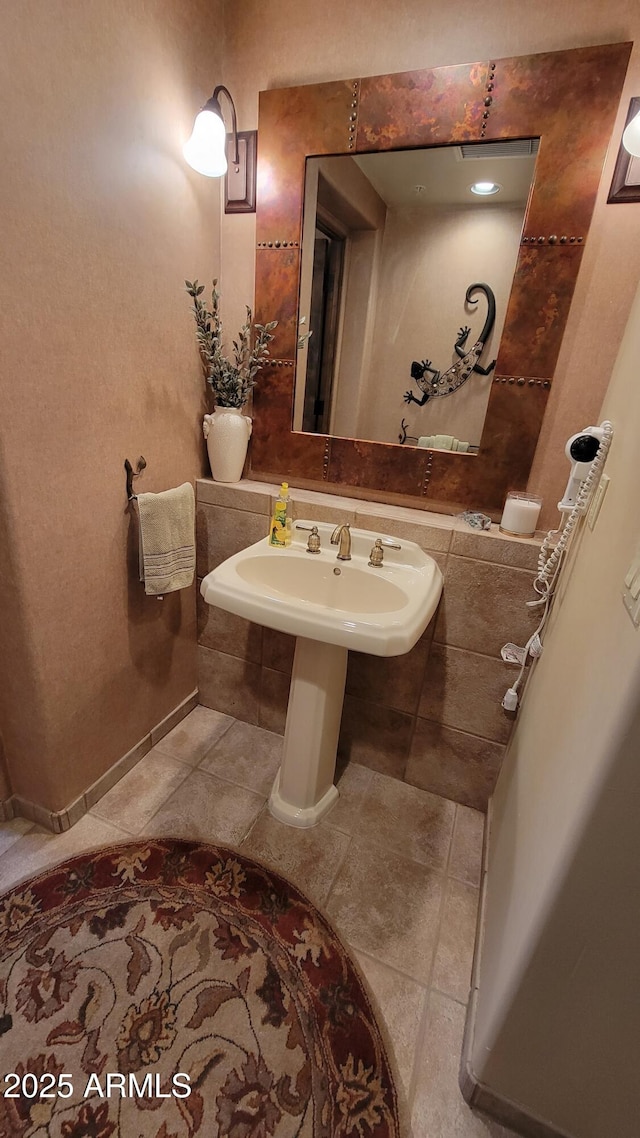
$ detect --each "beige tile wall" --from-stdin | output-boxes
[196,480,540,810]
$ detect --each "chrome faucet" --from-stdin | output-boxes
[330,523,351,560]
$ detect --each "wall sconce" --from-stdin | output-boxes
[183,85,257,214]
[622,100,640,157]
[608,97,640,204]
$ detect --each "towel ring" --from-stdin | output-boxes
[125,455,163,600]
[125,456,147,500]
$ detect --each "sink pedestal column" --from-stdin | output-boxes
[269,637,347,828]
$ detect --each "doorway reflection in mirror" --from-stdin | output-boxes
[295,140,539,452]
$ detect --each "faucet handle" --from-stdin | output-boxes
[295,521,322,553]
[368,539,384,567]
[306,525,321,554]
[368,536,401,567]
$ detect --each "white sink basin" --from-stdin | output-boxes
[200,519,443,828]
[200,520,442,656]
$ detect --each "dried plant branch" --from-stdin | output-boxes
[185,279,277,409]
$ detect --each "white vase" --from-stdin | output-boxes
[203,406,252,483]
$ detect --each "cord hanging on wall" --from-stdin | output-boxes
[500,421,614,712]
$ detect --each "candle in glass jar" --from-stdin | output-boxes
[499,492,542,537]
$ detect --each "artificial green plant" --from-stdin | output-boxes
[185,278,277,409]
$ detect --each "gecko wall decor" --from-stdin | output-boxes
[403,282,497,407]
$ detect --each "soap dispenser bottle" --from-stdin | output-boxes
[269,482,292,547]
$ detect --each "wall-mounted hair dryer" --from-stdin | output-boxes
[557,425,607,512]
[502,420,613,713]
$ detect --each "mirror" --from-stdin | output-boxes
[296,141,538,451]
[251,45,631,511]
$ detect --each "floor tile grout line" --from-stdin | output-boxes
[430,985,469,1008]
[407,857,483,1113]
[408,987,435,1117]
[89,764,263,839]
[237,803,269,846]
[406,859,452,1112]
[0,818,140,893]
[412,711,509,749]
[322,769,375,838]
[329,771,457,872]
[152,747,200,769]
[156,741,236,768]
[321,823,454,1080]
[447,551,537,574]
[87,809,155,839]
[327,830,451,880]
[446,804,486,888]
[87,769,191,833]
[136,746,205,773]
[0,826,42,884]
[447,868,482,888]
[88,762,194,833]
[353,946,432,994]
[194,724,284,783]
[427,640,530,665]
[92,818,139,840]
[154,715,238,765]
[0,824,40,862]
[322,833,355,909]
[444,804,460,877]
[405,709,419,778]
[194,759,278,800]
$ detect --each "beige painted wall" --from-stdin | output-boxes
[221,0,640,529]
[360,203,523,446]
[0,0,223,812]
[469,278,640,1135]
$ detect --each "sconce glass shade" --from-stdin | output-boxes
[622,108,640,158]
[183,107,227,177]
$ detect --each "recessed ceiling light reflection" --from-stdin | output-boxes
[470,181,501,196]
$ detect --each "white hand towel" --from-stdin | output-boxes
[417,434,469,453]
[137,483,195,596]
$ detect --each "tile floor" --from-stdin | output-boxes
[0,706,516,1137]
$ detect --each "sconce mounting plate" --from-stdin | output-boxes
[225,130,257,213]
[607,97,640,204]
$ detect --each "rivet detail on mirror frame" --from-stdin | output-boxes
[493,376,552,388]
[347,80,360,150]
[323,438,331,480]
[421,453,434,494]
[480,62,497,138]
[521,235,584,245]
[256,240,300,249]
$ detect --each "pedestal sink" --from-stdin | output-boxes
[200,520,443,827]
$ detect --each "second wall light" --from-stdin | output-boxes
[183,85,257,214]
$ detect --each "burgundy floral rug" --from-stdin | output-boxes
[0,840,403,1137]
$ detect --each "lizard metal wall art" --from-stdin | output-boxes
[403,282,497,407]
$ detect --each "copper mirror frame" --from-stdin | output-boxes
[251,43,630,512]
